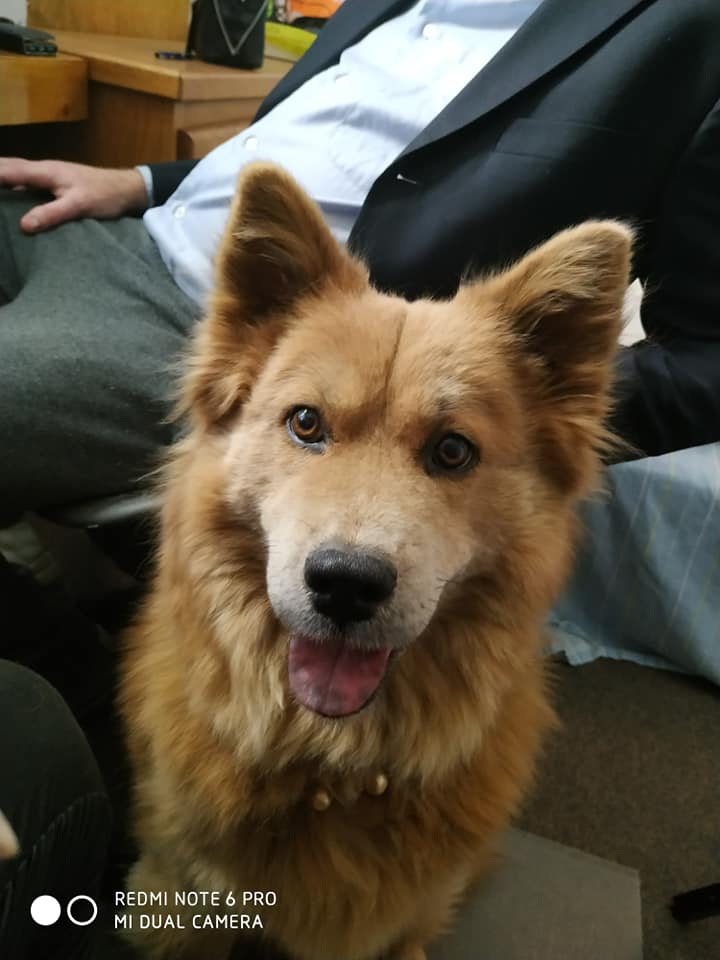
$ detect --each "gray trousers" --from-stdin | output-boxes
[0,190,199,519]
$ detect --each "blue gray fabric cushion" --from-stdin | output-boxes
[550,443,720,686]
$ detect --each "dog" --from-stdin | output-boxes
[120,161,631,960]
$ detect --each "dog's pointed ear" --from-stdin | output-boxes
[472,221,633,490]
[489,221,632,372]
[214,162,365,320]
[182,163,367,427]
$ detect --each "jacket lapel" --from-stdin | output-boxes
[399,0,648,156]
[257,0,412,120]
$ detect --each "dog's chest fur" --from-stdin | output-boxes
[127,603,551,960]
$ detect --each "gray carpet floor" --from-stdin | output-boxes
[519,658,720,960]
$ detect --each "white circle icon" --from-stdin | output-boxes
[30,895,62,926]
[67,895,98,927]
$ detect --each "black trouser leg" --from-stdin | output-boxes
[0,552,116,722]
[0,660,112,959]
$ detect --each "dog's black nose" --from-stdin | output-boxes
[304,548,397,625]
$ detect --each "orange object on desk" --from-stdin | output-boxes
[284,1,344,19]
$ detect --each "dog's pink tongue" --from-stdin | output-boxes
[288,634,391,718]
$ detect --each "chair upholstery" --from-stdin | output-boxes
[43,491,160,529]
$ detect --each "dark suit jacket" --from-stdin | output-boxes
[150,0,720,459]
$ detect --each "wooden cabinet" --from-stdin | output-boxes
[28,0,191,42]
[0,50,86,127]
[51,32,292,166]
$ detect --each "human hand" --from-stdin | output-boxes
[0,158,150,233]
[0,809,18,860]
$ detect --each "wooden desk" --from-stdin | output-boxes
[0,50,87,126]
[52,31,292,165]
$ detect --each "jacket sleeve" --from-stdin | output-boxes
[146,160,199,206]
[610,96,720,458]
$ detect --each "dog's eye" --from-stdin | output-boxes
[431,434,477,473]
[287,407,325,446]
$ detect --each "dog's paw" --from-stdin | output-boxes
[310,771,389,811]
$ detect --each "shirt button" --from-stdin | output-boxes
[244,135,259,150]
[173,204,186,219]
[422,23,440,40]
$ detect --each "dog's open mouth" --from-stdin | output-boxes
[288,634,392,718]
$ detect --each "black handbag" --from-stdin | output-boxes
[186,0,268,70]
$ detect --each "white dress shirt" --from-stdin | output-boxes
[144,0,541,306]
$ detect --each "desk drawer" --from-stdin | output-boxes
[177,119,250,159]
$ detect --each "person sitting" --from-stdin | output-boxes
[0,0,719,531]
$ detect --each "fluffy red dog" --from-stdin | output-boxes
[121,162,631,960]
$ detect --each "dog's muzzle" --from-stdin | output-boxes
[285,547,398,718]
